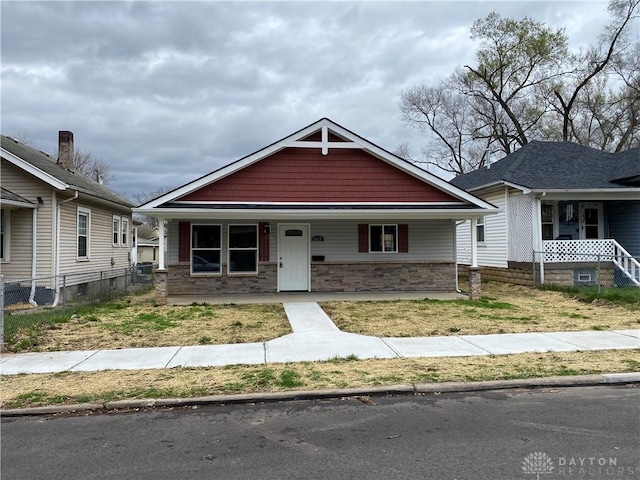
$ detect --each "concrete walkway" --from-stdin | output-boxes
[1,302,638,376]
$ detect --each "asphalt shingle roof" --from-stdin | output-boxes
[1,134,134,208]
[450,141,640,191]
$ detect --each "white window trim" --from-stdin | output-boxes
[121,218,129,247]
[1,209,10,262]
[191,223,222,275]
[369,224,398,253]
[112,215,121,247]
[228,224,258,275]
[77,206,91,261]
[541,202,557,240]
[476,216,486,244]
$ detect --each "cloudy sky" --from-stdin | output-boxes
[1,0,619,203]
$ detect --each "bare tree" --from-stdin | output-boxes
[132,187,175,228]
[400,0,640,175]
[549,0,640,147]
[73,149,113,185]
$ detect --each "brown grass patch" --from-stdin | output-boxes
[9,291,290,352]
[322,281,640,337]
[2,350,638,409]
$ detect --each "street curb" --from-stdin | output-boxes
[2,373,639,417]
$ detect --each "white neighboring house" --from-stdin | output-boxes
[1,131,134,305]
[451,141,640,287]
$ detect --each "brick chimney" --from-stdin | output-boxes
[57,131,74,170]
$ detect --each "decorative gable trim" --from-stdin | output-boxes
[137,118,496,212]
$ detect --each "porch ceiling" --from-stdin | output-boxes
[134,206,493,221]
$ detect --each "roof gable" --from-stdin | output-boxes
[141,118,489,209]
[1,134,133,208]
[179,147,460,203]
[451,141,640,191]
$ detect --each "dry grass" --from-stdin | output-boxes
[9,291,291,352]
[2,350,638,409]
[322,282,640,337]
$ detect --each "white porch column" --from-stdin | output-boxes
[470,217,478,268]
[158,219,166,270]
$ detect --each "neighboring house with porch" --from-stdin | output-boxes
[451,141,640,287]
[1,131,135,305]
[135,118,497,303]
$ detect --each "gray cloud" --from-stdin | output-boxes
[1,1,614,202]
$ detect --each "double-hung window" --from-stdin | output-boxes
[228,225,258,273]
[191,224,221,274]
[121,218,129,246]
[370,225,397,253]
[77,207,91,260]
[113,216,120,246]
[476,217,485,243]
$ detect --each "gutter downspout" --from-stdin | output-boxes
[28,207,38,306]
[52,191,79,307]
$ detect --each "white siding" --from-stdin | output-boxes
[58,200,132,278]
[0,161,55,279]
[308,219,454,262]
[456,188,508,267]
[167,219,456,264]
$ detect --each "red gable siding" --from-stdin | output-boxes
[180,148,460,203]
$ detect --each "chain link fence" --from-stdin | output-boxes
[1,264,156,348]
[532,250,640,298]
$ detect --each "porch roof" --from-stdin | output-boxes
[145,203,490,220]
[0,187,35,209]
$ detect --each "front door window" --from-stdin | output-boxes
[580,204,602,239]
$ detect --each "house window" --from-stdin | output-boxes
[0,209,8,261]
[121,218,129,246]
[191,224,221,274]
[476,217,485,243]
[228,225,258,273]
[370,225,397,253]
[113,216,120,246]
[77,207,91,260]
[541,203,554,240]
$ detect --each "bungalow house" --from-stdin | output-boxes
[135,118,498,304]
[450,141,640,287]
[1,131,135,305]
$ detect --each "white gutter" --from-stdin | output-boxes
[52,191,79,307]
[28,207,38,306]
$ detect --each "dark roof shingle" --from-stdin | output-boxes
[1,134,133,208]
[450,141,640,191]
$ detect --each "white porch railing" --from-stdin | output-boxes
[542,239,640,286]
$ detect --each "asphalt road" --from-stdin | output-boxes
[2,385,639,480]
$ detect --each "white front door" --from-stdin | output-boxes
[579,203,603,239]
[278,224,310,291]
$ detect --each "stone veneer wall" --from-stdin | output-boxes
[458,262,615,287]
[311,261,456,292]
[166,261,457,295]
[167,263,278,295]
[458,264,535,286]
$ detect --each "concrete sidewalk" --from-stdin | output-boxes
[1,302,638,376]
